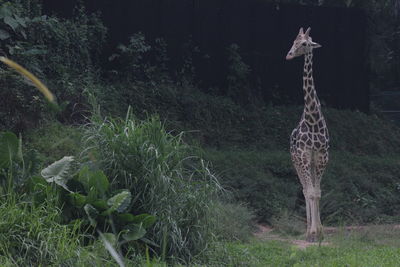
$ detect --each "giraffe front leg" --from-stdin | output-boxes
[305,189,323,242]
[303,189,311,236]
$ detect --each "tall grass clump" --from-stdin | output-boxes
[0,194,118,266]
[83,109,224,263]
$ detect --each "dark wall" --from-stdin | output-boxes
[42,0,369,111]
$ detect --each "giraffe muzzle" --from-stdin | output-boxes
[286,53,294,60]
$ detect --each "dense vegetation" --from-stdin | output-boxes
[0,0,399,266]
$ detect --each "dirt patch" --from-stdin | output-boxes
[254,223,331,249]
[253,223,273,238]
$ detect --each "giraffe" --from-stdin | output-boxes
[285,27,329,242]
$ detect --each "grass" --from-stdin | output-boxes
[203,225,400,267]
[25,121,83,165]
[0,193,119,266]
[82,111,234,262]
[203,148,400,225]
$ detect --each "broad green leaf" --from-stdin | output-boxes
[101,232,117,246]
[116,213,135,223]
[130,214,157,228]
[26,175,47,191]
[88,170,109,196]
[84,204,98,227]
[77,165,91,190]
[41,156,74,191]
[78,166,109,196]
[0,131,19,168]
[101,208,113,216]
[4,16,18,31]
[91,199,108,210]
[122,224,146,241]
[0,29,10,40]
[101,191,131,216]
[14,15,26,27]
[107,191,131,213]
[0,5,12,19]
[87,186,98,203]
[69,193,87,208]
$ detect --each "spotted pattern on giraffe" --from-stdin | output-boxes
[286,27,329,242]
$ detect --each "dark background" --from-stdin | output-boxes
[42,0,369,111]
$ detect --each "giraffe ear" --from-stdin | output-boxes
[311,41,321,49]
[298,27,304,35]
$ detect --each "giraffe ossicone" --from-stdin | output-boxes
[286,27,329,242]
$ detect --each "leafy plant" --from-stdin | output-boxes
[109,32,152,82]
[226,43,251,103]
[83,109,224,262]
[38,158,157,258]
[0,131,41,192]
[0,1,106,131]
[41,156,74,191]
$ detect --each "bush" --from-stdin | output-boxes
[205,148,400,225]
[270,210,305,236]
[204,149,299,223]
[321,151,400,224]
[0,1,106,131]
[0,195,116,266]
[208,201,256,242]
[83,110,224,263]
[24,121,83,165]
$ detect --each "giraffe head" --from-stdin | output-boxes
[286,27,321,60]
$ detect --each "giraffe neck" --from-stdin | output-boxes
[303,51,321,121]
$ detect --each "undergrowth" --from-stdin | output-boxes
[82,110,253,263]
[204,149,400,225]
[0,194,117,266]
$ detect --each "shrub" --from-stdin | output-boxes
[0,1,106,131]
[24,121,83,165]
[270,210,305,236]
[204,149,299,223]
[208,201,256,242]
[206,147,400,225]
[0,195,116,266]
[321,151,400,224]
[83,110,224,263]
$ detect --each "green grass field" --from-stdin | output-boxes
[204,225,400,267]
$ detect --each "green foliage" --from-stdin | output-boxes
[83,111,224,262]
[207,201,256,242]
[0,1,106,131]
[204,234,400,267]
[0,131,20,168]
[271,210,306,236]
[205,148,400,225]
[109,32,171,84]
[0,194,120,266]
[0,131,41,192]
[24,121,83,165]
[204,149,299,222]
[111,32,152,81]
[226,43,252,103]
[321,152,400,224]
[100,76,400,155]
[39,160,157,251]
[41,155,74,191]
